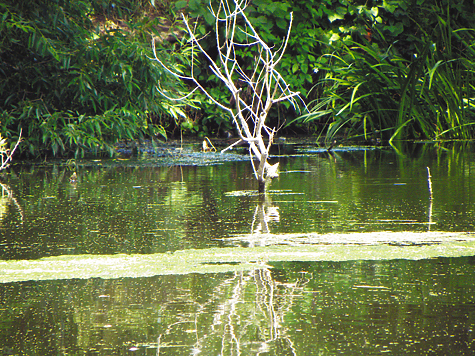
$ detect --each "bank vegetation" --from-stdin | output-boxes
[1,0,474,157]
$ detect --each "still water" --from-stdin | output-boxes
[1,142,475,354]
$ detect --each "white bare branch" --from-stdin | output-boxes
[151,0,301,192]
[0,129,22,172]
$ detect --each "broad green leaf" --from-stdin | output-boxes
[175,0,187,10]
[382,0,398,13]
[329,32,340,43]
[276,18,287,30]
[385,22,404,36]
[328,13,344,23]
[204,13,215,26]
[370,7,379,17]
[292,63,299,74]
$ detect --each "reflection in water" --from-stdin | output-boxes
[156,268,307,355]
[427,166,434,231]
[0,142,475,354]
[251,194,280,235]
[0,181,23,223]
[1,144,475,260]
[1,257,475,355]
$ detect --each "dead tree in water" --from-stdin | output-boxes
[152,0,300,193]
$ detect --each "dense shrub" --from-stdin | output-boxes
[297,0,475,143]
[0,0,192,156]
[175,0,475,142]
[2,0,474,156]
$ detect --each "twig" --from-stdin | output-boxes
[221,139,243,153]
[427,166,433,201]
[427,166,433,231]
[0,129,22,171]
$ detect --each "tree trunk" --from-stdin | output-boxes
[258,178,266,194]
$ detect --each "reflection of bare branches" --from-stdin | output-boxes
[0,181,24,222]
[154,196,301,354]
[251,195,280,236]
[211,269,307,355]
[252,205,280,234]
[156,273,240,354]
[156,268,309,355]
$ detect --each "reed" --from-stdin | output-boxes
[299,5,475,145]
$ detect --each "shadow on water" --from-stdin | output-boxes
[0,141,475,354]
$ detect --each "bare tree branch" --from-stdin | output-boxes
[152,0,302,193]
[0,129,22,172]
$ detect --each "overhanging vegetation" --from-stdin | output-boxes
[1,0,475,157]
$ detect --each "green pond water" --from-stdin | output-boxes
[1,141,475,355]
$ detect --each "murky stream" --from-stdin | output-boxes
[1,142,475,354]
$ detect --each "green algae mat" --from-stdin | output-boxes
[2,231,474,283]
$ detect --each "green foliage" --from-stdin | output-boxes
[295,0,475,143]
[169,0,475,141]
[3,0,474,149]
[172,0,322,132]
[172,0,412,134]
[0,0,191,157]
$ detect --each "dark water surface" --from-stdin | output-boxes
[1,142,475,354]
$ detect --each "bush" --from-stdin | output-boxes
[296,0,475,143]
[0,0,193,157]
